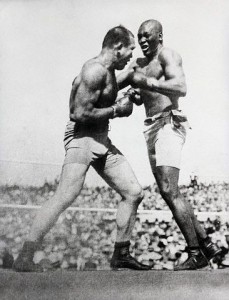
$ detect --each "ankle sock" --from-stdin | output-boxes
[189,247,201,256]
[114,241,131,248]
[114,241,130,256]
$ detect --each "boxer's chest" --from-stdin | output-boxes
[137,58,164,80]
[97,72,118,108]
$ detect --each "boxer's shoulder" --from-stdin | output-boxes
[81,59,107,85]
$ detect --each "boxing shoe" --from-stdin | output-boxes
[110,253,151,270]
[13,241,44,272]
[2,250,14,269]
[13,259,44,272]
[110,241,151,271]
[201,241,222,261]
[174,250,209,271]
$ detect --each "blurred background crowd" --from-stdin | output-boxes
[0,177,229,270]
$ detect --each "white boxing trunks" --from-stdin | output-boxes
[143,110,190,172]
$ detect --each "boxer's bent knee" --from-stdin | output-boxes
[159,179,179,203]
[125,185,144,206]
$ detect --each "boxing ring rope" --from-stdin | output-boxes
[1,203,229,222]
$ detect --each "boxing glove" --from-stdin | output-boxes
[112,95,133,118]
[123,88,142,106]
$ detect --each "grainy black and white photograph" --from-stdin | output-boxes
[0,0,229,299]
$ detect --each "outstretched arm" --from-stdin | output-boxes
[116,61,138,90]
[117,61,143,106]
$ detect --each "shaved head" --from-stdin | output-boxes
[139,19,163,33]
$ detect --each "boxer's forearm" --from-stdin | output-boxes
[148,77,187,97]
[131,72,186,97]
[70,106,114,123]
[117,70,132,90]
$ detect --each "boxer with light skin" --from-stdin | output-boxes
[13,26,151,272]
[117,19,221,270]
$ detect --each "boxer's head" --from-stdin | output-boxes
[102,26,134,49]
[102,26,135,70]
[138,20,163,57]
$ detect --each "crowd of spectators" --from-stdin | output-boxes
[1,179,229,212]
[0,178,229,270]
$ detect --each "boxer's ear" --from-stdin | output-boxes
[159,32,163,42]
[114,42,123,58]
[114,42,123,51]
[117,42,123,50]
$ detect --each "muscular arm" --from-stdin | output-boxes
[117,61,144,106]
[69,76,79,106]
[70,63,114,123]
[116,60,140,90]
[131,49,187,97]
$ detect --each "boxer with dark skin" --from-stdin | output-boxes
[13,26,151,272]
[118,19,221,270]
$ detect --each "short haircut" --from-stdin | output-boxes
[102,26,134,49]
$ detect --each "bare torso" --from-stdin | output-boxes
[69,57,118,127]
[134,48,179,117]
[70,58,118,112]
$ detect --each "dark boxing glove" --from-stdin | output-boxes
[123,88,142,106]
[112,95,133,118]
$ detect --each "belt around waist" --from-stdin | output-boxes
[144,110,191,129]
[144,111,171,126]
[69,119,109,133]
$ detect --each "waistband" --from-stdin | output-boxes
[144,110,191,129]
[68,119,109,134]
[144,111,171,126]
